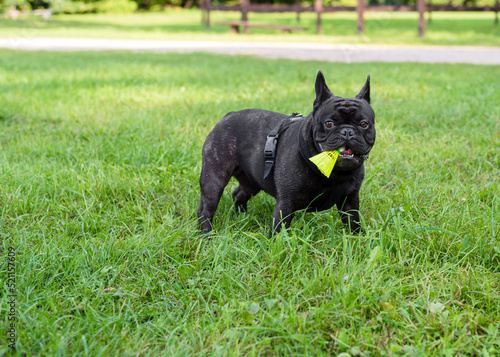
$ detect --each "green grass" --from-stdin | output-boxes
[1,9,500,46]
[0,50,499,355]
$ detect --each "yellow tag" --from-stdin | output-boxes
[309,150,340,178]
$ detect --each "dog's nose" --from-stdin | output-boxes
[340,128,354,138]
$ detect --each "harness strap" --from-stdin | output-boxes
[298,128,329,179]
[263,113,303,180]
[298,121,339,211]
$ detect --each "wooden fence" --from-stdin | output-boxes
[200,0,500,36]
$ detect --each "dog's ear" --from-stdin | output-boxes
[314,71,334,110]
[356,75,370,103]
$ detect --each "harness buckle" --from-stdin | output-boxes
[264,135,277,159]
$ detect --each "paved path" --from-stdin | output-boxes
[1,37,499,64]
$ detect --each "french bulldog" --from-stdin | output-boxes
[198,71,375,235]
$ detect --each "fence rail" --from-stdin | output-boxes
[201,0,500,36]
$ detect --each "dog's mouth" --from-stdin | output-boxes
[338,145,354,158]
[337,145,369,160]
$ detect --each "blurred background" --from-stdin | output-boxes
[1,0,497,15]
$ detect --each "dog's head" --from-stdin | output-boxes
[311,71,376,171]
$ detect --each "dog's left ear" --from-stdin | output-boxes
[314,71,334,110]
[355,75,370,103]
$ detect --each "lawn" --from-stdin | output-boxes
[1,10,500,46]
[0,50,499,355]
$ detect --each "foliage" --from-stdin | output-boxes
[45,0,94,13]
[3,0,32,9]
[0,50,498,355]
[2,0,136,13]
[94,0,137,13]
[1,0,498,14]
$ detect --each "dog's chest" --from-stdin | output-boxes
[304,182,343,211]
[302,172,360,211]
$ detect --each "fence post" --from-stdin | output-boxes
[417,0,426,36]
[314,0,323,33]
[296,0,301,23]
[495,0,499,25]
[241,0,249,33]
[357,0,364,34]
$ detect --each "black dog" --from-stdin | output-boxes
[198,71,375,235]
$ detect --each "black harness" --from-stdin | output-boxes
[263,113,303,180]
[263,113,326,180]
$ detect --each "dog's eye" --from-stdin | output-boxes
[359,121,369,128]
[325,121,334,128]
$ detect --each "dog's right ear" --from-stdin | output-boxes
[356,75,370,103]
[314,71,334,111]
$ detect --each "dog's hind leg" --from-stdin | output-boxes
[231,187,249,213]
[232,170,260,213]
[198,170,232,234]
[197,136,237,234]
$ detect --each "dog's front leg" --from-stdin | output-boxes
[337,192,361,234]
[270,201,295,236]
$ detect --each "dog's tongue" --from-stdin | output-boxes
[341,148,352,155]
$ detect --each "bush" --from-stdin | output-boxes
[3,0,33,10]
[94,0,137,13]
[46,0,94,13]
